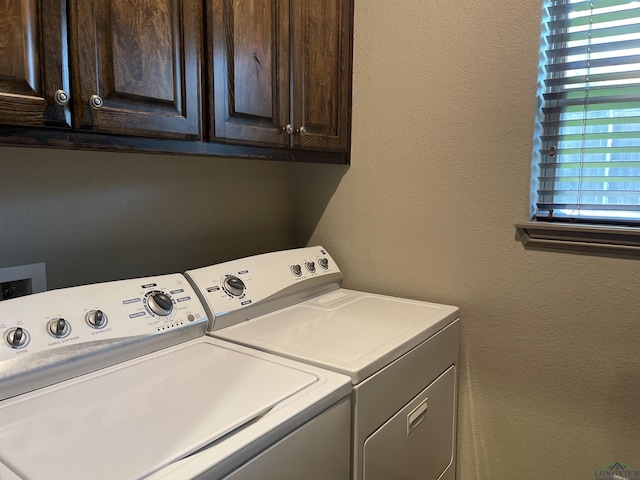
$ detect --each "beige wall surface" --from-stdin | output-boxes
[294,1,640,479]
[1,1,638,478]
[0,147,294,289]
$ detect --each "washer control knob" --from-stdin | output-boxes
[49,318,70,337]
[147,292,173,316]
[305,261,316,273]
[6,327,28,348]
[223,276,246,297]
[87,310,107,329]
[318,258,329,270]
[290,264,303,277]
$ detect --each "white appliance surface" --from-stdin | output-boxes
[0,273,208,401]
[0,338,325,480]
[362,365,456,480]
[186,246,460,480]
[214,289,458,384]
[0,270,351,480]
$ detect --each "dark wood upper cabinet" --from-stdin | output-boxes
[71,0,203,140]
[209,0,352,153]
[0,0,352,163]
[0,0,71,128]
[290,0,351,152]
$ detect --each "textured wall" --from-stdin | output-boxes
[0,147,293,289]
[294,1,640,478]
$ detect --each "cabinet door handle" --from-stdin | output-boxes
[54,90,70,106]
[297,126,307,136]
[89,95,103,109]
[283,124,294,135]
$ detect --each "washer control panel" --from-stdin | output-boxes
[0,274,207,361]
[186,246,343,330]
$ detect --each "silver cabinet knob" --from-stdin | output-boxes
[89,95,103,109]
[297,126,307,136]
[284,124,294,135]
[54,89,69,105]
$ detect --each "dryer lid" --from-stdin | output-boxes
[0,339,317,480]
[213,289,459,384]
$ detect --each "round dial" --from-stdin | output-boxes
[48,318,70,338]
[290,264,303,277]
[86,310,107,329]
[223,276,246,297]
[318,258,329,270]
[6,327,29,349]
[305,261,316,273]
[146,291,174,316]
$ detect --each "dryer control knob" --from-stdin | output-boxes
[87,310,107,329]
[6,327,28,348]
[318,258,329,270]
[48,318,70,338]
[147,292,174,316]
[223,276,246,297]
[305,261,316,273]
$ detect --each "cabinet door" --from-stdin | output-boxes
[209,0,289,147]
[72,0,202,139]
[0,0,71,128]
[291,0,352,152]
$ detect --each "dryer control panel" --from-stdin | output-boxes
[186,246,343,331]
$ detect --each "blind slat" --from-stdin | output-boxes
[545,39,640,64]
[542,98,640,115]
[547,23,640,45]
[545,70,640,88]
[541,131,640,141]
[536,204,640,212]
[542,115,640,127]
[548,0,635,17]
[546,7,640,31]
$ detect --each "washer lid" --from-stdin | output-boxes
[213,289,459,384]
[0,339,317,480]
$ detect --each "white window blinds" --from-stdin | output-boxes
[535,0,640,224]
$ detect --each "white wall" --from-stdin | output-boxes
[0,147,294,289]
[294,1,640,478]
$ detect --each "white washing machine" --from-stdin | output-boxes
[185,246,460,480]
[0,273,351,480]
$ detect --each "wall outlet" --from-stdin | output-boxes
[0,263,47,301]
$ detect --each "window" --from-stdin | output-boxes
[517,0,640,254]
[533,0,640,225]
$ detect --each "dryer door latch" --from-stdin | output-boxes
[407,397,428,435]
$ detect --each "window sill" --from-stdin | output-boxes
[515,222,640,257]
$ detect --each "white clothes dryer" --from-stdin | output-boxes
[186,246,460,480]
[0,273,351,480]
